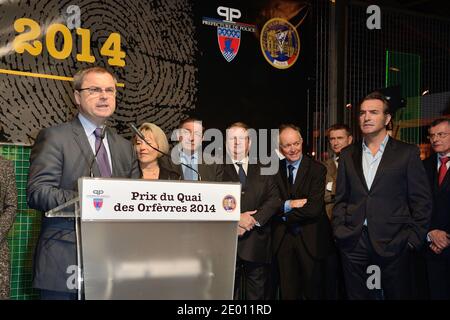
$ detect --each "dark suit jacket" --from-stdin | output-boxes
[273,156,334,260]
[323,158,337,220]
[138,158,182,180]
[333,137,432,258]
[222,162,280,264]
[158,164,182,180]
[0,157,17,299]
[159,150,224,182]
[423,154,450,258]
[27,116,140,292]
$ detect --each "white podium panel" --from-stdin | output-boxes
[79,178,240,221]
[78,178,241,300]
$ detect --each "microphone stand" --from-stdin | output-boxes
[129,123,202,181]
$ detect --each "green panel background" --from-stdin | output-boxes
[386,51,422,144]
[1,145,40,300]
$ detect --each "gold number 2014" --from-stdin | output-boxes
[13,18,126,67]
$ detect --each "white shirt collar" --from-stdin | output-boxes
[232,156,249,166]
[438,152,450,159]
[231,156,249,175]
[362,134,389,154]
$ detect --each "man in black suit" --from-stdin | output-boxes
[332,92,432,299]
[273,124,334,299]
[27,67,140,299]
[323,124,354,299]
[423,118,450,299]
[222,122,280,300]
[163,117,223,181]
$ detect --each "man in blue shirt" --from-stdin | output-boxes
[272,124,334,299]
[164,117,223,182]
[332,92,432,299]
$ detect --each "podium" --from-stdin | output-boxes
[46,177,241,300]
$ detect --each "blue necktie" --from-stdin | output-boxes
[184,155,198,180]
[236,162,246,188]
[94,128,112,177]
[288,164,295,185]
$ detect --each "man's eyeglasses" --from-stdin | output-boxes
[427,132,450,140]
[78,87,116,97]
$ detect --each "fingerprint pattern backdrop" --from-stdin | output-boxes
[0,0,198,144]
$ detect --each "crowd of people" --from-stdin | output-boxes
[0,66,449,300]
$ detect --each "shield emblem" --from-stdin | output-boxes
[217,26,241,62]
[93,198,103,211]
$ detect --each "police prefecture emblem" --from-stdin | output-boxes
[217,27,241,62]
[93,198,103,211]
[202,6,256,62]
[260,18,300,69]
[88,189,107,212]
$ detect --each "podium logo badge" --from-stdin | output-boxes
[93,189,104,195]
[222,195,237,212]
[260,18,300,69]
[93,198,103,211]
[87,188,109,213]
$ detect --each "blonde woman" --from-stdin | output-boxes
[134,123,179,180]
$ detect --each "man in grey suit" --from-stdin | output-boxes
[27,66,140,299]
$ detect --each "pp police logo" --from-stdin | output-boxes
[93,198,103,211]
[202,6,256,62]
[91,189,105,211]
[260,18,300,69]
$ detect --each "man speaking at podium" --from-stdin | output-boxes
[27,66,140,300]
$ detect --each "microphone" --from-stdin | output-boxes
[88,126,107,177]
[129,123,202,181]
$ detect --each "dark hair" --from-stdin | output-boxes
[359,91,390,114]
[178,117,203,129]
[327,124,352,136]
[430,117,450,128]
[73,66,116,90]
[279,123,301,136]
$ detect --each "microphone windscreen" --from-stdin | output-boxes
[100,125,107,139]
